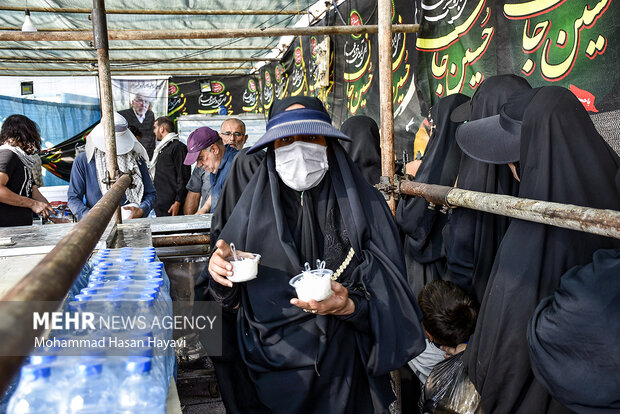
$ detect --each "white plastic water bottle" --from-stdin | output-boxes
[116,357,166,413]
[65,361,115,414]
[7,364,62,414]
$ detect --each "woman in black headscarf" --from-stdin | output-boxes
[443,74,531,301]
[200,96,329,414]
[208,107,425,413]
[340,115,382,185]
[463,86,620,414]
[394,94,469,295]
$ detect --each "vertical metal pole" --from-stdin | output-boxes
[92,0,122,223]
[378,0,400,411]
[378,0,396,215]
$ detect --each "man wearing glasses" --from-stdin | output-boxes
[119,93,157,159]
[219,118,248,150]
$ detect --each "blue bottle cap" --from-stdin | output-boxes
[77,362,102,376]
[125,357,152,374]
[22,364,52,380]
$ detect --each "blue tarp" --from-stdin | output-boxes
[0,95,100,185]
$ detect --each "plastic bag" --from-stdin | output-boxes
[422,352,482,414]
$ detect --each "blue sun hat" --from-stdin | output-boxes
[247,108,351,154]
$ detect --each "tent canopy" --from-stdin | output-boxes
[0,0,323,76]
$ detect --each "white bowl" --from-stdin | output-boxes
[227,253,261,283]
[289,269,334,302]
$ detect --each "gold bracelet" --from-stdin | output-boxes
[332,247,355,281]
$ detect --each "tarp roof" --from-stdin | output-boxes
[0,0,323,76]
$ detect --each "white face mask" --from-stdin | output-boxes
[274,141,329,191]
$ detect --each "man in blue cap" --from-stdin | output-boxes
[183,126,237,213]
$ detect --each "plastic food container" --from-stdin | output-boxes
[227,252,261,283]
[289,264,334,302]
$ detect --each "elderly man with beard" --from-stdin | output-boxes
[119,92,156,159]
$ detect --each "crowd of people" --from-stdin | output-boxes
[203,85,620,414]
[0,79,618,413]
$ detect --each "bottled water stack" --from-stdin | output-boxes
[9,247,174,414]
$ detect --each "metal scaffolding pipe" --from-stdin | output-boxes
[0,174,132,395]
[0,66,253,72]
[0,67,253,76]
[0,24,420,42]
[0,6,302,15]
[152,234,211,248]
[398,181,620,239]
[377,0,396,216]
[0,56,278,63]
[93,0,122,224]
[0,46,270,51]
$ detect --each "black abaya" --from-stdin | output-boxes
[196,147,268,414]
[464,86,620,414]
[209,148,266,251]
[395,93,469,295]
[443,74,531,300]
[527,248,620,414]
[340,115,382,185]
[209,141,426,414]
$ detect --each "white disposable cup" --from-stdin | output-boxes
[289,269,334,302]
[227,253,261,283]
[121,203,139,220]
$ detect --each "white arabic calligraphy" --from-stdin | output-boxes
[243,90,257,106]
[344,41,369,68]
[291,69,304,88]
[392,33,402,59]
[198,94,227,109]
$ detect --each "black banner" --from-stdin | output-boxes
[258,0,423,159]
[40,121,99,182]
[167,76,262,123]
[167,0,619,165]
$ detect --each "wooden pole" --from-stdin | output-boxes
[92,0,122,224]
[377,0,396,215]
[0,6,302,15]
[0,24,420,42]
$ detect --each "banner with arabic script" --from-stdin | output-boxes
[167,76,262,125]
[257,0,424,160]
[415,0,619,112]
[235,0,620,163]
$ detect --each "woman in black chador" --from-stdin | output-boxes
[443,74,531,301]
[395,93,468,295]
[462,86,620,414]
[208,106,425,414]
[340,115,382,186]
